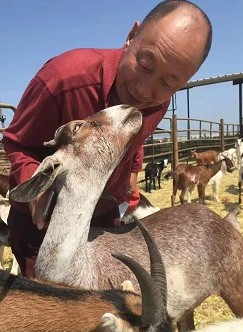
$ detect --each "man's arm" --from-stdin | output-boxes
[3,77,60,187]
[127,144,144,210]
[3,77,60,215]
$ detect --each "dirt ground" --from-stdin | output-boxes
[138,163,242,329]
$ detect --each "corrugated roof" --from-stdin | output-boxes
[180,72,243,90]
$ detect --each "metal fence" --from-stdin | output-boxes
[143,115,239,170]
[0,103,240,171]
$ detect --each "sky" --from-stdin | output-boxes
[1,0,243,128]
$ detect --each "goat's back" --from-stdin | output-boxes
[89,204,243,319]
[192,150,219,165]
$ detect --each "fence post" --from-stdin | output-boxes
[220,119,224,152]
[172,114,178,170]
[151,133,155,163]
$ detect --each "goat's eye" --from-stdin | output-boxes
[73,123,83,134]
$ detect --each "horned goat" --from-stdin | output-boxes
[164,158,234,205]
[190,149,219,165]
[10,105,243,332]
[0,217,172,332]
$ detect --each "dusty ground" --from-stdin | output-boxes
[2,163,241,330]
[138,163,242,329]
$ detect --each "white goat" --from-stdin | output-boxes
[10,105,243,331]
[235,138,243,169]
[220,148,237,169]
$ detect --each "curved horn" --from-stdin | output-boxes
[112,253,166,326]
[133,216,167,307]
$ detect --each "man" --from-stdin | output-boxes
[3,0,212,277]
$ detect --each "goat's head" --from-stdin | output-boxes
[190,149,197,158]
[163,159,168,168]
[10,105,142,203]
[222,156,234,173]
[235,138,243,148]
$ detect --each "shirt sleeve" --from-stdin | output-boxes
[3,76,60,189]
[131,144,144,173]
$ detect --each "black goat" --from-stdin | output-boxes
[145,159,168,193]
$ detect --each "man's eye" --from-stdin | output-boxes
[140,63,151,72]
[161,79,171,88]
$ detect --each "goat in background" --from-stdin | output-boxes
[144,158,168,193]
[165,158,234,206]
[190,149,219,165]
[187,156,234,203]
[220,148,237,169]
[235,138,243,169]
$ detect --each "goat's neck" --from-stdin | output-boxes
[35,165,113,283]
[207,160,222,177]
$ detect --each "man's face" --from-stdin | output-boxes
[116,10,208,109]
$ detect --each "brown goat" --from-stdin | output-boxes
[165,158,233,205]
[0,217,172,332]
[190,149,219,165]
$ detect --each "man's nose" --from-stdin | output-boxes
[135,78,154,99]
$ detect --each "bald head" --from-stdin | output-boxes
[139,0,212,68]
[115,1,212,109]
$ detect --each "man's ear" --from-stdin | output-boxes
[124,21,140,48]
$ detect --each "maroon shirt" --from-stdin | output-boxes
[3,48,169,276]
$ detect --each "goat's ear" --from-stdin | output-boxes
[10,158,63,203]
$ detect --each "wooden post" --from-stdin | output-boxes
[172,114,178,170]
[220,119,225,152]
